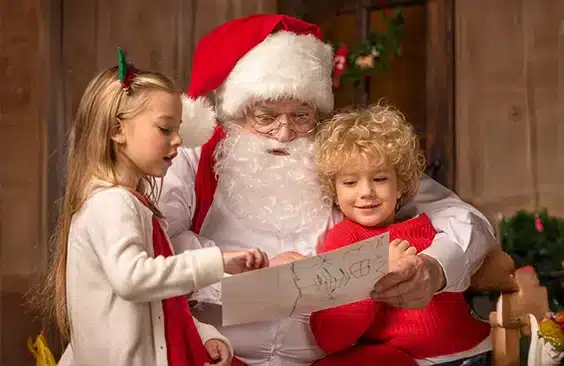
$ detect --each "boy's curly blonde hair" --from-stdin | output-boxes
[315,103,426,204]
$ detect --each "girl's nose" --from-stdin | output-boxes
[171,131,182,147]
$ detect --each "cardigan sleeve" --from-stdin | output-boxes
[310,226,380,354]
[400,175,496,293]
[57,344,73,366]
[81,187,224,302]
[194,317,234,357]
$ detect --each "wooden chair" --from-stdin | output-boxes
[489,266,553,366]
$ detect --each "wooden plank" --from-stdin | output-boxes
[425,0,455,188]
[368,5,427,152]
[522,0,564,215]
[0,0,50,362]
[356,4,371,105]
[455,0,535,217]
[339,0,426,14]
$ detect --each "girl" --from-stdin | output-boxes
[44,63,268,366]
[310,104,492,365]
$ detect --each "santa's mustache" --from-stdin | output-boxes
[219,124,316,156]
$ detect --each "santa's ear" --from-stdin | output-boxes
[110,118,126,144]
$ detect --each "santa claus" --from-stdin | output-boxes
[161,14,510,366]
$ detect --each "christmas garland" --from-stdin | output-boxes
[500,208,564,275]
[500,208,564,312]
[332,9,405,88]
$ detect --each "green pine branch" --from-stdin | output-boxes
[333,9,405,88]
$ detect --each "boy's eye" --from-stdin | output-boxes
[342,181,356,186]
[374,177,388,182]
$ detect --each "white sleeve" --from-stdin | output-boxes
[58,344,73,366]
[399,175,496,292]
[159,147,218,253]
[83,188,224,302]
[194,316,234,357]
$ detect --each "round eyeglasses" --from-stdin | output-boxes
[249,113,319,136]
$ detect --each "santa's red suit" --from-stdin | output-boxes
[160,13,496,366]
[310,214,491,365]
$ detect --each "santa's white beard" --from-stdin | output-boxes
[214,128,332,236]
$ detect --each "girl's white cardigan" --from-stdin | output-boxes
[60,183,231,366]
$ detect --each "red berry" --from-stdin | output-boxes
[555,312,564,324]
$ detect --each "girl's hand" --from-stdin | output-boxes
[204,339,231,366]
[222,248,269,274]
[269,251,305,267]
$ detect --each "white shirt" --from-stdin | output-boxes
[159,146,496,365]
[60,182,231,366]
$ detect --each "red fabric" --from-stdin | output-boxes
[130,192,212,366]
[311,214,490,360]
[151,216,213,365]
[191,124,226,234]
[312,344,417,366]
[187,14,323,99]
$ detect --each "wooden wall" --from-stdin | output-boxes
[455,0,564,218]
[0,0,52,364]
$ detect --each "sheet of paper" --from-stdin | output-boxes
[221,232,389,326]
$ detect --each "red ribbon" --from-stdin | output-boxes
[332,44,348,88]
[121,71,136,91]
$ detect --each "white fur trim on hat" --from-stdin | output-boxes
[218,31,334,119]
[179,94,217,147]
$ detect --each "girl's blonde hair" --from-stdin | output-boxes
[41,65,179,340]
[316,103,426,204]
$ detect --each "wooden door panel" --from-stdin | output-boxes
[369,5,426,146]
[317,4,427,148]
[456,0,564,218]
[525,0,564,216]
[455,0,533,218]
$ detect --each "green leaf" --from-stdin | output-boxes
[117,46,128,83]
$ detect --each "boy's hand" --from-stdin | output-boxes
[222,248,269,274]
[204,339,231,366]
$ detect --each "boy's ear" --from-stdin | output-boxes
[111,118,126,144]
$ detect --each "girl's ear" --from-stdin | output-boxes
[111,118,126,144]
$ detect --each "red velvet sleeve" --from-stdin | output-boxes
[310,227,382,354]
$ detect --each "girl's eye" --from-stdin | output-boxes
[158,126,171,134]
[343,181,356,186]
[374,177,388,182]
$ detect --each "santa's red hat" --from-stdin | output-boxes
[180,14,334,147]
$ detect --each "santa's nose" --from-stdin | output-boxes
[272,123,295,142]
